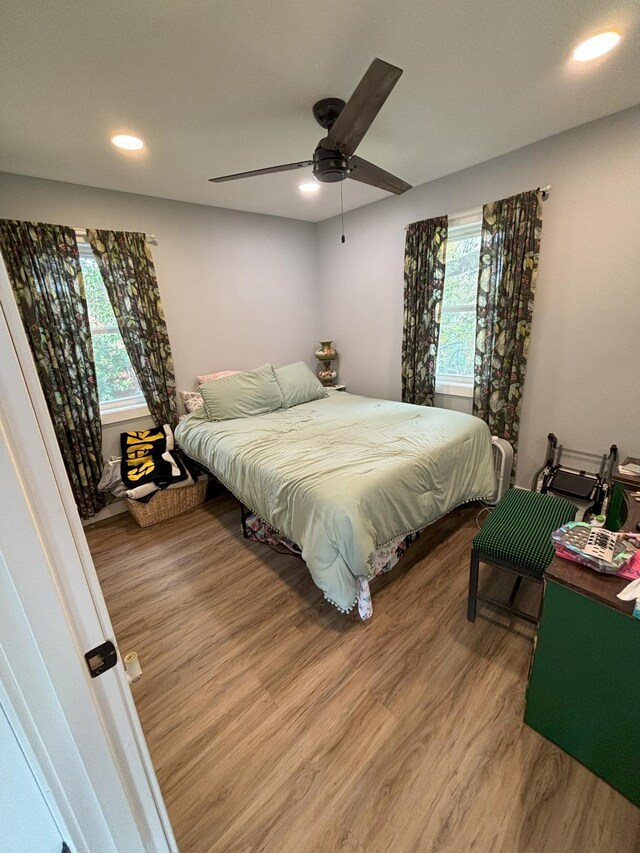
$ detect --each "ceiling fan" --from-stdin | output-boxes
[209,58,412,195]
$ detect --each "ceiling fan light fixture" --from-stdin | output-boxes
[312,147,350,183]
[572,31,621,62]
[299,181,320,193]
[111,133,145,151]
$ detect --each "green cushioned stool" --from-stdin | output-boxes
[468,488,578,624]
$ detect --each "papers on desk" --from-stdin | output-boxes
[617,577,640,619]
[618,462,640,477]
[552,521,640,578]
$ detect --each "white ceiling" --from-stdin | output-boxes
[1,1,638,222]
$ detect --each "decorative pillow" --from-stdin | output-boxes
[180,390,204,412]
[197,369,239,384]
[199,363,284,421]
[275,361,326,408]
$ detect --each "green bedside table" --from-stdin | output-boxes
[524,557,640,806]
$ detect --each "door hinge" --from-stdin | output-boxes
[84,640,117,678]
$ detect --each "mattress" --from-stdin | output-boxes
[175,392,495,613]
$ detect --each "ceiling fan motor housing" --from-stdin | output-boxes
[312,97,346,130]
[313,145,350,182]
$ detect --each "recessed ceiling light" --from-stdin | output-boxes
[111,134,145,151]
[299,181,320,193]
[573,31,621,62]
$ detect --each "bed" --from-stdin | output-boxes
[175,390,495,617]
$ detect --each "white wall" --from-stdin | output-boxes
[0,174,320,520]
[2,105,639,492]
[316,105,640,486]
[0,173,319,458]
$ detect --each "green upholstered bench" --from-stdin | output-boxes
[468,488,578,624]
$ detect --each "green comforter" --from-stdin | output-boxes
[175,393,495,612]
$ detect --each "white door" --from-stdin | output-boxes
[0,695,66,853]
[0,260,177,853]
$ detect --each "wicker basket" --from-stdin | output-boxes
[125,477,207,528]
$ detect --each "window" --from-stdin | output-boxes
[435,210,482,397]
[78,241,148,421]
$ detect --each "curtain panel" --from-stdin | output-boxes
[473,189,543,472]
[401,215,448,406]
[0,219,106,519]
[87,230,177,426]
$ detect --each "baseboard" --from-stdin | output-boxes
[82,499,127,527]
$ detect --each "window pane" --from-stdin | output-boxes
[91,331,143,403]
[437,311,476,377]
[80,255,143,406]
[436,221,481,381]
[82,256,118,329]
[442,232,481,307]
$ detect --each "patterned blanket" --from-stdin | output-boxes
[120,424,189,492]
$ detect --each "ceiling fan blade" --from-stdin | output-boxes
[348,156,412,195]
[209,160,313,183]
[321,58,403,158]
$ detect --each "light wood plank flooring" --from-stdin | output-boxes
[86,494,640,853]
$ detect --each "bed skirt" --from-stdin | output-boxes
[243,511,424,619]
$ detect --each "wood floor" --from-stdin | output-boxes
[86,493,640,853]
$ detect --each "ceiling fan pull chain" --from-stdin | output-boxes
[340,181,346,244]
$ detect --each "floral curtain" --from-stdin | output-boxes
[401,215,448,406]
[0,219,106,519]
[473,189,543,472]
[87,230,177,426]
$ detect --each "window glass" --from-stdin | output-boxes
[80,253,144,409]
[436,217,482,380]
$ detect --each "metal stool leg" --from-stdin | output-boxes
[508,575,523,607]
[467,549,480,622]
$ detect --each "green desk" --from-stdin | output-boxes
[524,558,639,806]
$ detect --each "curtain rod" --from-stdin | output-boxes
[74,227,157,243]
[403,185,552,230]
